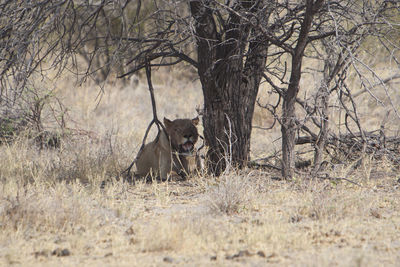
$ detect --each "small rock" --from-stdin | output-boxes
[104,252,113,257]
[370,209,382,219]
[226,250,252,260]
[129,237,138,245]
[163,256,174,263]
[237,250,251,257]
[289,215,302,223]
[33,250,50,258]
[125,226,135,235]
[333,230,341,236]
[210,256,217,261]
[257,251,266,258]
[53,237,65,244]
[225,255,234,260]
[52,248,70,257]
[251,219,264,226]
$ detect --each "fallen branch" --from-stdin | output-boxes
[317,174,362,187]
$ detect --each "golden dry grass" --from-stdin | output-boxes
[1,68,400,266]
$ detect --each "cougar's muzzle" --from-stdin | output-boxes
[179,140,194,155]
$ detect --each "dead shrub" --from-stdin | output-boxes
[206,172,255,215]
[0,183,101,233]
[44,133,125,185]
[0,130,127,186]
[0,137,44,184]
[297,189,370,222]
[0,115,28,144]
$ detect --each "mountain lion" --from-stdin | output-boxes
[135,117,200,180]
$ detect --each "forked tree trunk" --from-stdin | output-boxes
[190,0,268,175]
[281,0,323,179]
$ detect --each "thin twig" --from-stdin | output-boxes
[122,59,167,181]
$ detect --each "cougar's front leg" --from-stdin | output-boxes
[159,150,172,181]
[172,154,189,179]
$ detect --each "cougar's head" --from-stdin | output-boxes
[164,117,199,155]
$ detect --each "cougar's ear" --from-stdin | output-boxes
[192,117,199,126]
[164,117,173,128]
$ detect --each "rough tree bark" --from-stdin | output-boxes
[281,0,324,179]
[190,0,268,175]
[312,82,330,176]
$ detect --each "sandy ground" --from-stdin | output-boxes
[1,66,400,266]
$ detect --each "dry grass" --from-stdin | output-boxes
[1,70,400,266]
[206,171,256,215]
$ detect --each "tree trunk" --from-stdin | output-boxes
[281,0,324,179]
[190,0,268,175]
[201,49,266,175]
[281,88,298,179]
[312,85,330,176]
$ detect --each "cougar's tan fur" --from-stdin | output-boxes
[135,117,200,180]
